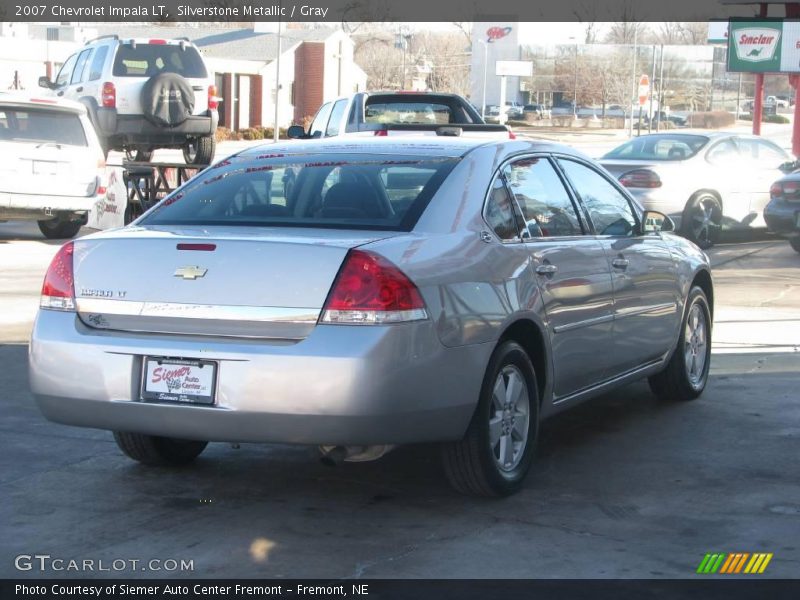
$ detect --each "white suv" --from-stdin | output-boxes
[39,35,218,165]
[0,94,106,239]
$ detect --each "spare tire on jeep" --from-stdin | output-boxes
[141,72,195,127]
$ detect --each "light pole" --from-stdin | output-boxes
[273,2,282,143]
[569,37,578,119]
[477,39,488,119]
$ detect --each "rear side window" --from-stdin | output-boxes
[140,154,459,231]
[88,46,109,81]
[0,108,87,146]
[112,43,207,78]
[309,103,333,138]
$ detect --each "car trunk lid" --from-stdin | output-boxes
[73,226,400,339]
[0,141,97,197]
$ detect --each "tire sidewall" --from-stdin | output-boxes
[682,193,721,249]
[474,341,539,493]
[678,287,712,394]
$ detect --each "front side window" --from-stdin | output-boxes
[55,54,78,87]
[309,103,333,138]
[705,140,739,165]
[484,177,521,241]
[559,159,638,237]
[503,157,583,238]
[736,138,789,169]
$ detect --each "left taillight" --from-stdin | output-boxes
[40,242,76,311]
[208,85,219,111]
[508,129,516,140]
[321,250,428,325]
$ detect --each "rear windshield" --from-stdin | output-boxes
[0,108,87,146]
[113,43,207,78]
[140,154,459,231]
[365,96,478,125]
[603,135,709,161]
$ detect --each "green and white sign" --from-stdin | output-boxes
[728,20,800,73]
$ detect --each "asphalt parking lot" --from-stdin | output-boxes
[1,222,798,579]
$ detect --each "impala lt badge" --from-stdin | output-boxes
[174,266,208,280]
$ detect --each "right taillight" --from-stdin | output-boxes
[208,84,219,111]
[321,250,427,325]
[373,130,388,137]
[101,82,116,108]
[619,168,662,189]
[40,242,76,312]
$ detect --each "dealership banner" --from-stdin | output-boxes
[728,19,800,73]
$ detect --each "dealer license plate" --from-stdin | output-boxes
[141,357,217,405]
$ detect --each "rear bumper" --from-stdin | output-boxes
[29,310,488,445]
[0,192,97,220]
[96,109,218,146]
[764,198,800,236]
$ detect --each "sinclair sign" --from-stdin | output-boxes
[728,20,800,73]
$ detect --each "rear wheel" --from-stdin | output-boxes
[125,149,153,162]
[790,238,800,253]
[183,136,215,165]
[37,219,82,240]
[649,286,712,402]
[441,341,539,497]
[682,193,722,249]
[113,432,208,466]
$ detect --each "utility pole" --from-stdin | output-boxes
[273,6,282,143]
[629,28,638,138]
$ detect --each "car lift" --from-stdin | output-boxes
[119,162,208,224]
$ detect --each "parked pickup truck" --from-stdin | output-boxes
[288,92,514,140]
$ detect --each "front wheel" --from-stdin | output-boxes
[113,432,208,466]
[682,194,722,249]
[790,238,800,253]
[124,149,153,162]
[648,286,712,402]
[441,341,539,497]
[37,219,82,240]
[183,136,215,166]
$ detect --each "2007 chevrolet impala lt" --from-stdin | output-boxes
[29,137,713,496]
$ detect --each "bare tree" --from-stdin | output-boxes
[573,0,601,43]
[605,22,652,45]
[451,22,472,48]
[678,22,708,45]
[655,23,684,45]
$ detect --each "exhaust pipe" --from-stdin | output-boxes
[318,445,396,466]
[319,446,348,467]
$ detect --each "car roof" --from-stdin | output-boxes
[238,136,584,161]
[0,93,86,114]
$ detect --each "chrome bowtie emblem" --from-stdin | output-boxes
[174,266,208,280]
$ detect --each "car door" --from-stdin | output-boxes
[556,157,680,376]
[325,99,349,137]
[704,138,747,224]
[63,48,93,102]
[501,155,615,398]
[307,102,333,138]
[52,53,78,98]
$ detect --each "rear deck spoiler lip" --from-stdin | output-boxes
[357,123,511,136]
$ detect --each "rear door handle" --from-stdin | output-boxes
[57,91,64,96]
[75,86,83,92]
[536,264,558,275]
[612,258,630,269]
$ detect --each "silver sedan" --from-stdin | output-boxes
[600,132,791,248]
[30,137,713,496]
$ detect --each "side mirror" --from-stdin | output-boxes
[287,125,307,140]
[642,210,675,234]
[779,160,799,174]
[38,76,55,90]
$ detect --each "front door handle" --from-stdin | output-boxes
[75,86,83,92]
[536,264,558,275]
[612,258,630,269]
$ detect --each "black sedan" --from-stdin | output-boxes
[765,172,800,253]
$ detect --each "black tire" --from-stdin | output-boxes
[790,238,800,253]
[648,286,712,402]
[442,341,539,497]
[37,219,82,240]
[125,149,153,162]
[183,135,215,165]
[681,193,722,249]
[141,72,195,127]
[113,431,207,466]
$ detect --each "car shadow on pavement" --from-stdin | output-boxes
[2,342,799,578]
